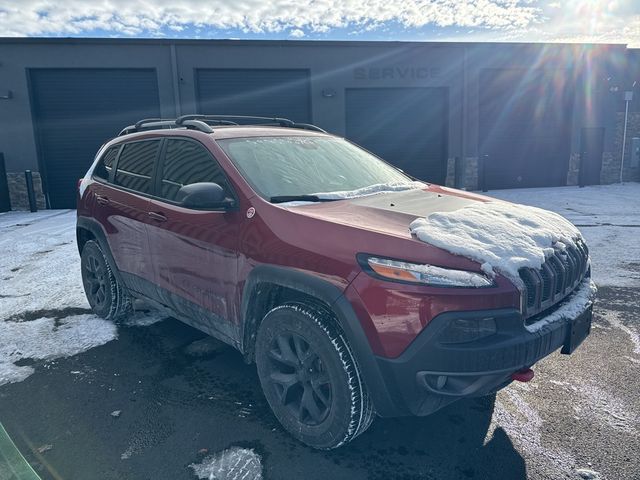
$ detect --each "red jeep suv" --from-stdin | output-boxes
[77,115,595,449]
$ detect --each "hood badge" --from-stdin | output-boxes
[246,207,256,219]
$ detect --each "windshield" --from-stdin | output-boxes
[217,136,415,200]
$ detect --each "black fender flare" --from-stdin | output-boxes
[76,216,125,284]
[240,264,400,416]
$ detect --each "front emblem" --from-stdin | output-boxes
[246,207,256,219]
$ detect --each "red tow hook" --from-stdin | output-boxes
[511,368,534,382]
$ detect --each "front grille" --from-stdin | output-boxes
[518,239,589,318]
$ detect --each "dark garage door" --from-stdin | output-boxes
[345,88,449,184]
[29,68,161,209]
[196,69,311,123]
[479,68,574,189]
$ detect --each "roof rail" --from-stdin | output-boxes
[118,118,213,136]
[118,114,327,136]
[176,114,296,128]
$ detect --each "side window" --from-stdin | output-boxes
[160,139,229,202]
[92,146,119,183]
[113,140,160,194]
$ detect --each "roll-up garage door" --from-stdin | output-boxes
[479,68,574,189]
[29,68,161,209]
[345,87,449,184]
[195,69,311,123]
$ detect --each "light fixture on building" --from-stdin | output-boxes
[0,91,12,100]
[322,89,336,98]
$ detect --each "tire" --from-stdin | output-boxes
[80,240,132,321]
[255,302,375,449]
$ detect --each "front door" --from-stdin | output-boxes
[146,138,242,345]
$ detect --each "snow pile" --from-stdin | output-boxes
[190,446,263,480]
[0,314,117,386]
[409,200,583,285]
[313,181,426,200]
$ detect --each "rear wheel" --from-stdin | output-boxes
[80,240,131,321]
[255,303,374,449]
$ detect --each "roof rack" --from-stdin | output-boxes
[118,114,327,136]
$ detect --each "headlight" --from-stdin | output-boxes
[359,255,494,288]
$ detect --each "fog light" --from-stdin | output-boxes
[439,317,497,344]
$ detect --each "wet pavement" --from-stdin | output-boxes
[0,286,638,480]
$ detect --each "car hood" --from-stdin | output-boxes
[280,185,492,240]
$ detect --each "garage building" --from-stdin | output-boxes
[0,38,637,210]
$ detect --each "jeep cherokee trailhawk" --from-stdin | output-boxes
[77,115,595,449]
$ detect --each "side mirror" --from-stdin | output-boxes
[176,182,235,210]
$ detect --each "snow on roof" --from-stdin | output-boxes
[409,200,583,285]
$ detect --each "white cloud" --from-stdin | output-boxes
[0,0,542,37]
[0,0,638,46]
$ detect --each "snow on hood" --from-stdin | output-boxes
[409,200,584,285]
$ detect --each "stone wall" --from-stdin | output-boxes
[461,157,479,190]
[445,157,456,187]
[601,112,640,184]
[566,152,581,186]
[6,171,47,210]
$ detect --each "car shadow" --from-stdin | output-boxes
[321,394,526,479]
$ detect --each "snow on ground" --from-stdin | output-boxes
[0,210,163,386]
[488,183,640,287]
[189,446,263,480]
[0,314,117,386]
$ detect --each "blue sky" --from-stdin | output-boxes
[0,0,639,46]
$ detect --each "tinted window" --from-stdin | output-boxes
[114,140,160,194]
[160,139,228,202]
[93,146,119,182]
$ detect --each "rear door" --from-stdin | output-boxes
[146,138,242,345]
[91,139,159,296]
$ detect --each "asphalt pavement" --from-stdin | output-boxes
[0,286,638,480]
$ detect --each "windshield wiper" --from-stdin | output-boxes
[270,195,337,204]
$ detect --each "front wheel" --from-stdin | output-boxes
[255,303,374,449]
[80,240,131,321]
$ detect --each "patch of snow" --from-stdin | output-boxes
[312,181,426,200]
[190,446,263,480]
[576,468,602,480]
[489,183,640,287]
[525,278,596,333]
[410,199,582,285]
[0,314,117,386]
[0,210,165,386]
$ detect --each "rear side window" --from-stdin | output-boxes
[114,140,160,194]
[159,139,229,202]
[93,146,119,182]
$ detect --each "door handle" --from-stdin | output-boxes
[95,194,109,205]
[148,211,167,222]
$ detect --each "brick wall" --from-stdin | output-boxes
[7,171,47,210]
[601,112,640,184]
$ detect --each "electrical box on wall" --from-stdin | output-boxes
[631,138,640,167]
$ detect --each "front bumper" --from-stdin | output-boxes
[373,280,595,416]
